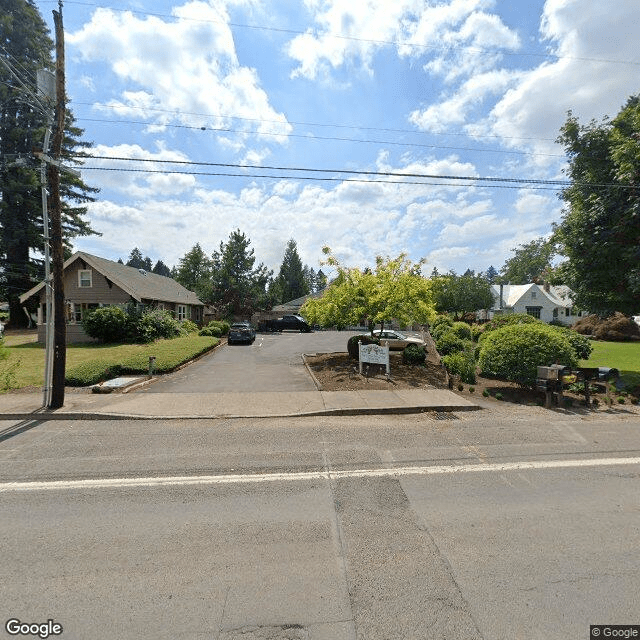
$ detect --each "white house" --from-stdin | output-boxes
[482,283,585,325]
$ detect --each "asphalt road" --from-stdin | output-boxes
[1,407,639,639]
[143,330,361,393]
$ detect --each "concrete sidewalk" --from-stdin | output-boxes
[0,387,479,420]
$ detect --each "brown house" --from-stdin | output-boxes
[20,251,204,343]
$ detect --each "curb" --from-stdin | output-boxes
[0,403,481,422]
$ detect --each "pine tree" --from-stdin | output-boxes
[0,0,98,327]
[275,239,309,302]
[152,260,172,277]
[174,243,212,300]
[210,229,272,316]
[126,248,146,269]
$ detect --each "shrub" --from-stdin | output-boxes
[66,361,123,386]
[495,392,504,401]
[478,324,578,387]
[449,321,472,340]
[431,315,454,330]
[402,343,426,365]
[480,313,542,340]
[133,309,182,343]
[468,386,475,393]
[573,313,640,341]
[617,396,626,404]
[552,326,593,360]
[435,331,469,356]
[199,325,222,338]
[441,350,476,384]
[206,320,230,335]
[347,334,380,359]
[482,389,490,397]
[470,324,485,341]
[82,306,129,343]
[457,383,464,391]
[180,320,199,334]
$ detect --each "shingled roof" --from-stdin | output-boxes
[20,251,203,306]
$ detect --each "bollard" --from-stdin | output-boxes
[148,356,156,377]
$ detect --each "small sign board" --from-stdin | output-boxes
[359,341,390,376]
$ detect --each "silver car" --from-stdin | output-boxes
[372,329,426,350]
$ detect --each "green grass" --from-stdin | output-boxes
[579,340,640,393]
[0,331,219,390]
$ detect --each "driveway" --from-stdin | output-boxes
[141,330,361,393]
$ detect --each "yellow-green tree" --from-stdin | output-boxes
[300,247,435,334]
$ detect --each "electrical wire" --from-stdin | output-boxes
[38,0,640,67]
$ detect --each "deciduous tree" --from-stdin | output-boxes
[300,247,435,333]
[554,96,640,315]
[499,237,555,284]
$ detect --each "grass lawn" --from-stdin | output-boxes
[579,340,640,392]
[0,331,219,390]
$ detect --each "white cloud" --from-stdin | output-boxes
[287,0,519,82]
[485,0,640,154]
[68,1,292,147]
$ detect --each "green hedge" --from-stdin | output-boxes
[478,324,577,387]
[65,336,219,386]
[441,350,476,384]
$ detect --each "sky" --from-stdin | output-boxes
[33,0,640,278]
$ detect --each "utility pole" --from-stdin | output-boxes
[48,3,66,409]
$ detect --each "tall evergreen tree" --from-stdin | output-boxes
[152,259,172,277]
[275,238,309,302]
[0,0,98,326]
[174,243,212,300]
[210,229,272,317]
[125,248,146,269]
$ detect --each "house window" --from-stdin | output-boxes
[566,308,571,317]
[71,303,99,323]
[526,306,542,319]
[78,269,92,288]
[531,291,537,299]
[177,305,187,321]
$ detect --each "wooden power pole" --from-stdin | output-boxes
[48,4,66,409]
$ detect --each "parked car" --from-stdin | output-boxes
[371,329,426,350]
[228,322,256,345]
[264,315,312,333]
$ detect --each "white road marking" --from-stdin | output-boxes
[1,456,639,493]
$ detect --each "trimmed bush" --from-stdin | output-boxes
[199,325,222,337]
[552,326,593,360]
[441,350,476,384]
[347,334,380,359]
[206,320,230,335]
[480,313,542,340]
[435,331,468,356]
[449,321,472,340]
[66,361,124,386]
[402,343,426,365]
[82,306,129,343]
[431,315,454,330]
[478,324,578,387]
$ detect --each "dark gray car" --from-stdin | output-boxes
[228,322,256,344]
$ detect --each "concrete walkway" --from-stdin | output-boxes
[0,386,479,420]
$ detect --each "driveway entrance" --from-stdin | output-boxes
[140,331,360,393]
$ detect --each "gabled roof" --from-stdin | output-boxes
[490,283,575,309]
[20,251,203,306]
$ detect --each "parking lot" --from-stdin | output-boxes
[141,330,361,393]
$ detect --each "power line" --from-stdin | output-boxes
[74,116,564,158]
[41,0,640,67]
[74,101,556,144]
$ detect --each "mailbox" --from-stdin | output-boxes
[537,364,570,380]
[598,367,619,381]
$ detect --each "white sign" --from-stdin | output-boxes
[359,341,390,376]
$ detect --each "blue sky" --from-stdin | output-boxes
[34,0,640,277]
